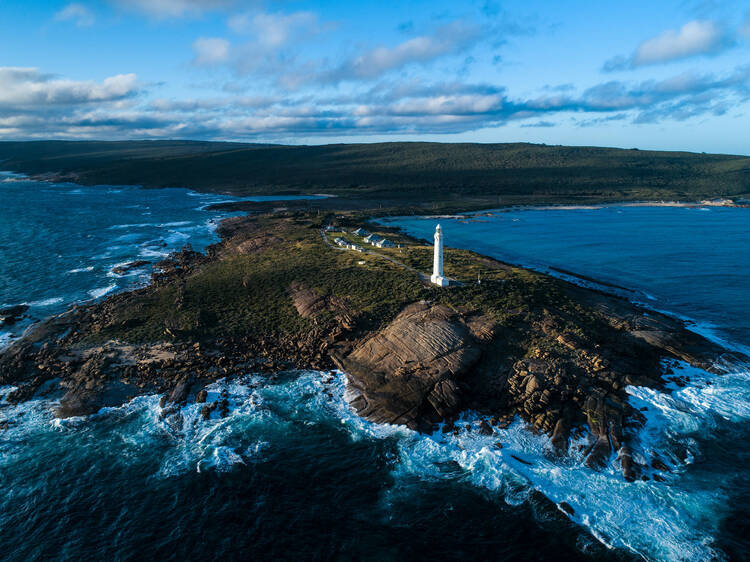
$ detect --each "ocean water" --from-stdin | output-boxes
[0,172,325,346]
[379,206,750,559]
[2,188,750,561]
[380,206,750,345]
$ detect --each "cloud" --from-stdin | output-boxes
[54,3,95,27]
[192,15,487,90]
[190,9,331,79]
[258,20,482,87]
[111,0,235,19]
[344,21,481,80]
[1,60,748,141]
[520,120,556,128]
[603,20,732,71]
[228,10,326,47]
[0,68,138,107]
[193,37,230,65]
[520,65,750,125]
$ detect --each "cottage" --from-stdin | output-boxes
[353,228,369,237]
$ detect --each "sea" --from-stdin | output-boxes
[1,177,749,561]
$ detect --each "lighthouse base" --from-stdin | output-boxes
[430,274,449,287]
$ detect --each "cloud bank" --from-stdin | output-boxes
[3,60,747,140]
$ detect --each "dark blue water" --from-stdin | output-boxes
[2,188,750,561]
[381,206,750,346]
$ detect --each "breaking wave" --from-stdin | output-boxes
[3,362,748,561]
[88,284,117,299]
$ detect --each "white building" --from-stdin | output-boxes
[430,224,449,287]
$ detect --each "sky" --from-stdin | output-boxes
[1,0,750,153]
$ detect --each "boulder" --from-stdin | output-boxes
[167,381,190,405]
[478,420,493,435]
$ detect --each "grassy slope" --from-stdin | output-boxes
[87,217,426,344]
[1,140,748,206]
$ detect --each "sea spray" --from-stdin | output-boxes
[3,368,742,560]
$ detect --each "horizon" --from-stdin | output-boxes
[1,1,750,154]
[2,138,748,158]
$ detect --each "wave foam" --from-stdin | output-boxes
[27,297,64,307]
[2,366,745,560]
[88,284,117,299]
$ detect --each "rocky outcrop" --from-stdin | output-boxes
[334,301,495,431]
[111,260,150,275]
[0,304,28,327]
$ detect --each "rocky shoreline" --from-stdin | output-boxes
[1,211,744,483]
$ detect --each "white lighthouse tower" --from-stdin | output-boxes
[430,224,449,287]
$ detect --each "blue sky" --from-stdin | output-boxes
[1,0,750,153]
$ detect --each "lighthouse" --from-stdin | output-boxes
[430,224,449,287]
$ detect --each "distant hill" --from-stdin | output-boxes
[1,140,748,207]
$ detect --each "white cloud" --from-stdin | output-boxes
[54,3,95,27]
[191,10,331,77]
[346,21,481,79]
[634,20,727,65]
[192,37,230,65]
[228,10,324,47]
[604,20,733,71]
[0,67,138,107]
[111,0,234,19]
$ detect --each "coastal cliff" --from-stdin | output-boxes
[0,211,742,481]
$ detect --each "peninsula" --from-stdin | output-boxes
[1,207,743,482]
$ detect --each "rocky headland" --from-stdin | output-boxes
[0,211,743,482]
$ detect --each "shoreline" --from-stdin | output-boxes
[1,210,745,474]
[2,203,749,560]
[3,167,749,215]
[414,198,750,219]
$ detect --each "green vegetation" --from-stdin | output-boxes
[2,140,748,209]
[87,214,602,355]
[87,217,428,344]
